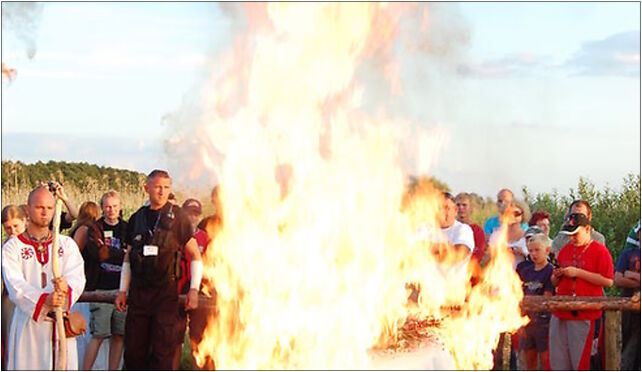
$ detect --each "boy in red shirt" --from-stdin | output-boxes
[549,213,614,370]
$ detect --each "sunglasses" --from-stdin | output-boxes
[514,211,523,217]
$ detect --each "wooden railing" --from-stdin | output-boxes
[78,291,640,370]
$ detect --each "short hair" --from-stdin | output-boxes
[27,185,52,205]
[100,190,121,208]
[147,169,171,183]
[568,199,593,220]
[529,210,550,227]
[455,192,471,203]
[443,191,455,203]
[1,205,26,223]
[527,233,551,249]
[497,188,514,200]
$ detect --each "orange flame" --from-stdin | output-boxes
[189,3,527,369]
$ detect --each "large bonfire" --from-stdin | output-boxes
[180,3,527,369]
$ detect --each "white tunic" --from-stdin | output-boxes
[1,234,86,370]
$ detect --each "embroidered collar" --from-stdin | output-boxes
[18,232,53,265]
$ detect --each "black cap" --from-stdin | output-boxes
[560,213,590,235]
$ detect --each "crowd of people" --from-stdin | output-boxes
[0,173,639,371]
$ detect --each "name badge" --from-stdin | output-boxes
[143,245,159,256]
[104,231,113,239]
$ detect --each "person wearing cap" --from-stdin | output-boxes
[173,198,215,370]
[549,212,614,370]
[614,220,640,371]
[551,200,606,259]
[516,227,554,370]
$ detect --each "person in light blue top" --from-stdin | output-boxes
[484,188,529,238]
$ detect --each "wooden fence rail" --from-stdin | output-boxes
[78,291,639,370]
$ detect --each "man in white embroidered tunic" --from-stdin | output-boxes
[1,185,86,370]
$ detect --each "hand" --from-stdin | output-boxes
[552,268,563,280]
[46,291,65,308]
[52,277,69,294]
[115,291,127,312]
[185,288,199,311]
[624,270,641,281]
[50,181,68,201]
[561,266,579,278]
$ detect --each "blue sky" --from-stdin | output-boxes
[1,2,639,198]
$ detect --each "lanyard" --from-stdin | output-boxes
[571,240,591,297]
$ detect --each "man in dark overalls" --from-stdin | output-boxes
[115,169,203,370]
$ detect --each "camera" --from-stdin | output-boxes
[47,181,57,193]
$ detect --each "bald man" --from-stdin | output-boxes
[1,186,86,370]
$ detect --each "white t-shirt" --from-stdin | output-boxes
[441,220,475,253]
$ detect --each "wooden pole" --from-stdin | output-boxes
[604,310,622,371]
[51,198,67,371]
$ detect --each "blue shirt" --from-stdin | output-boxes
[483,215,528,236]
[615,247,641,297]
[516,260,555,324]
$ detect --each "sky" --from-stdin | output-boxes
[1,2,640,198]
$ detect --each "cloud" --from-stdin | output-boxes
[564,30,640,77]
[457,53,550,78]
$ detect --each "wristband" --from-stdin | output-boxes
[190,260,203,290]
[119,262,131,293]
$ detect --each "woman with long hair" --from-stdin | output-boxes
[70,201,101,252]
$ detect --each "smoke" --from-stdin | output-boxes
[2,2,44,59]
[162,3,471,189]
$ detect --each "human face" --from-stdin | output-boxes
[3,218,26,237]
[536,218,550,236]
[455,198,471,222]
[568,225,592,246]
[527,239,549,265]
[102,196,121,223]
[145,176,172,209]
[28,189,55,228]
[186,211,201,231]
[497,190,513,213]
[570,203,590,220]
[440,197,457,228]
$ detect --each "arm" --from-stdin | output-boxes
[114,246,131,312]
[561,266,613,288]
[72,225,89,252]
[184,237,203,310]
[52,182,78,222]
[85,224,125,263]
[625,270,641,281]
[615,271,641,289]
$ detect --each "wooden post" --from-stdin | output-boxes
[604,310,621,371]
[502,332,511,370]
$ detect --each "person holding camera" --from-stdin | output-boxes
[114,170,202,370]
[45,181,79,232]
[1,185,86,369]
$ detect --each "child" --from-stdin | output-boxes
[1,205,27,370]
[517,227,554,370]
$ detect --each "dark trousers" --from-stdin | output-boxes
[124,281,179,370]
[621,310,641,371]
